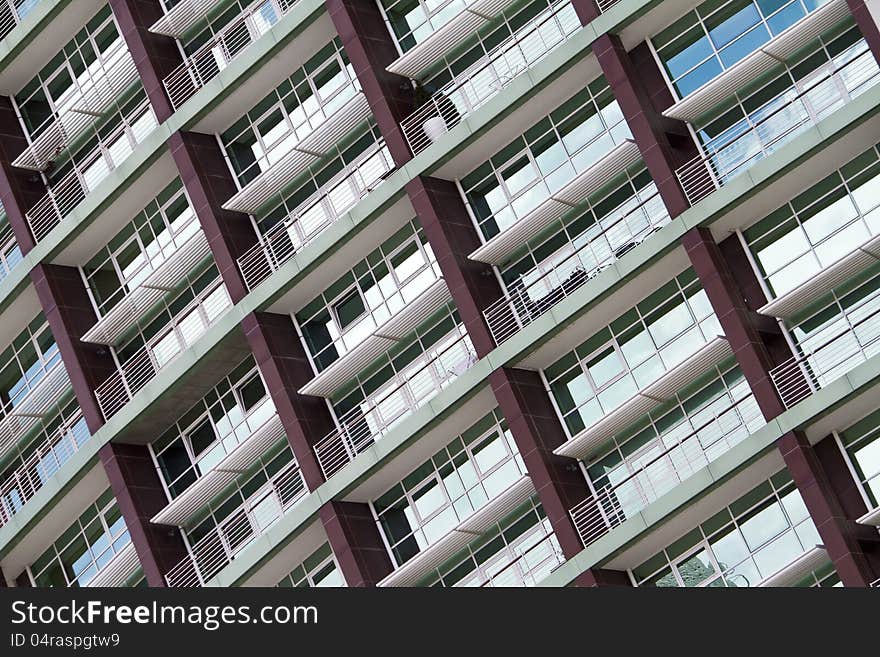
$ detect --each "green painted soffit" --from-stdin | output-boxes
[0,0,72,69]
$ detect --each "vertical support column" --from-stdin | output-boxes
[169,131,260,303]
[100,443,189,587]
[406,176,502,358]
[778,431,878,586]
[319,500,393,587]
[29,264,117,434]
[242,312,336,491]
[847,1,880,66]
[592,34,699,218]
[0,96,45,254]
[682,226,789,419]
[108,0,183,122]
[325,0,414,167]
[569,0,600,25]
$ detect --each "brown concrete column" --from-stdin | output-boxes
[108,0,184,122]
[569,0,600,25]
[682,226,792,420]
[779,431,878,586]
[325,0,414,167]
[574,568,632,587]
[592,34,700,218]
[406,176,502,358]
[319,500,393,586]
[0,96,46,254]
[847,0,880,66]
[29,264,117,434]
[488,367,590,559]
[169,131,260,304]
[100,442,189,587]
[242,312,336,491]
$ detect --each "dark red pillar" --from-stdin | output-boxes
[847,1,880,66]
[242,312,336,491]
[682,227,790,420]
[108,0,183,122]
[169,131,260,304]
[100,443,189,587]
[592,34,699,219]
[406,176,502,358]
[574,568,632,587]
[319,500,393,587]
[325,0,413,166]
[0,96,46,254]
[569,0,600,25]
[778,431,878,586]
[29,264,117,435]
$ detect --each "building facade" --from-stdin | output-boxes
[0,0,878,588]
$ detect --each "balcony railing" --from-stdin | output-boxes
[236,140,394,291]
[570,392,763,549]
[770,290,880,409]
[13,45,139,171]
[0,221,21,281]
[477,528,564,587]
[0,357,71,459]
[24,99,157,243]
[400,0,579,156]
[164,461,306,587]
[595,0,620,11]
[163,0,298,110]
[0,412,89,528]
[94,279,232,420]
[149,0,222,38]
[676,46,880,205]
[483,190,669,344]
[314,331,477,479]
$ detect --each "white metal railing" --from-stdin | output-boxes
[314,332,477,479]
[0,0,44,42]
[570,392,763,548]
[94,279,232,420]
[0,413,89,528]
[595,0,620,11]
[676,46,880,205]
[770,291,880,409]
[163,0,298,110]
[0,221,21,281]
[477,529,565,587]
[483,191,669,344]
[164,461,306,587]
[401,0,579,156]
[24,99,157,242]
[237,141,395,290]
[13,45,138,171]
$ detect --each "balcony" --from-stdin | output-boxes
[400,0,580,156]
[149,0,223,37]
[482,191,669,344]
[222,91,370,214]
[477,528,564,587]
[675,46,880,205]
[94,278,232,420]
[770,285,880,409]
[299,277,452,398]
[151,401,285,527]
[758,232,880,319]
[82,225,211,346]
[12,45,139,171]
[164,460,306,587]
[0,358,71,460]
[757,545,828,587]
[378,474,535,587]
[663,0,851,123]
[569,392,763,549]
[24,99,158,243]
[237,140,395,290]
[386,0,521,80]
[314,330,477,478]
[0,220,21,281]
[85,541,141,587]
[857,505,880,526]
[469,140,642,265]
[0,412,89,529]
[162,0,299,110]
[555,337,732,461]
[0,0,43,41]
